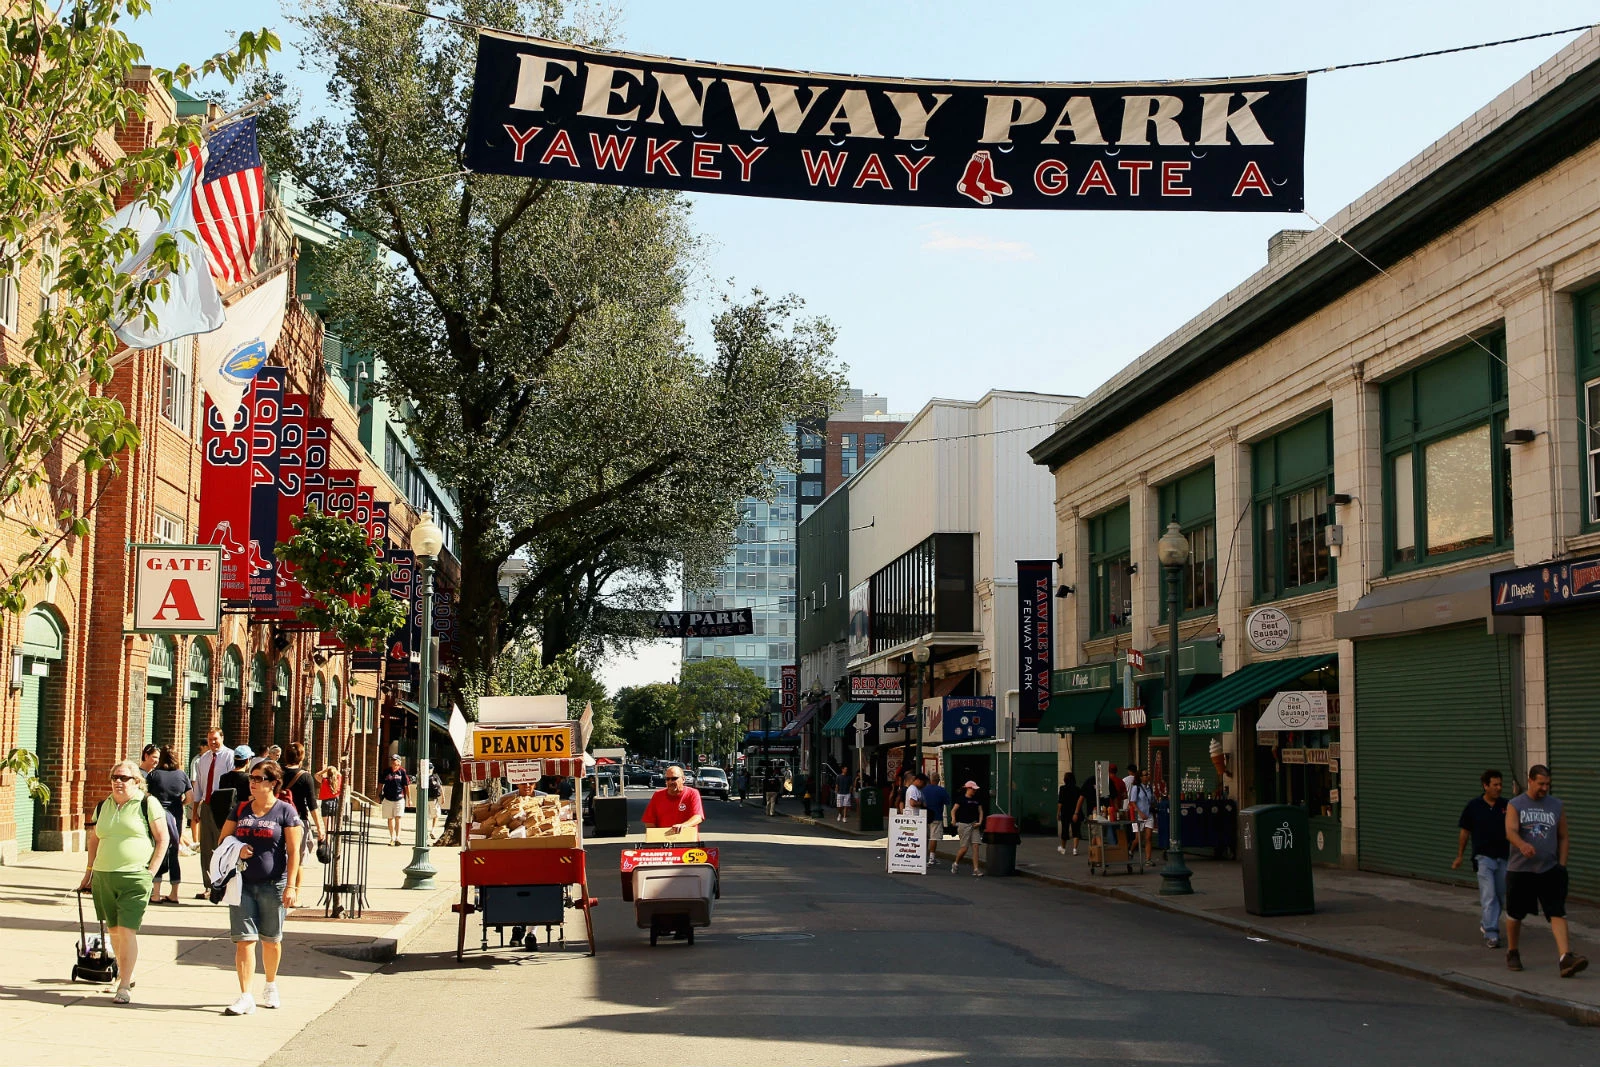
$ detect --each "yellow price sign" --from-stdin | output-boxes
[681,848,708,865]
[469,724,575,760]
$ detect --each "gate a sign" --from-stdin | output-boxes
[133,545,223,634]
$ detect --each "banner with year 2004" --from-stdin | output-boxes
[464,33,1306,212]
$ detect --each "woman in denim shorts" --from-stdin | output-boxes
[216,759,302,1016]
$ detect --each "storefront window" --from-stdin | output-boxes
[1576,287,1600,528]
[1088,503,1131,636]
[1158,466,1217,620]
[1252,410,1334,600]
[1382,335,1510,571]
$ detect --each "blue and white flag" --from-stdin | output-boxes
[198,272,288,429]
[109,158,226,349]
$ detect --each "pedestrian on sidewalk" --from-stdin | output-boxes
[428,766,445,831]
[951,781,984,877]
[316,765,343,820]
[800,772,813,817]
[277,744,324,899]
[1452,768,1510,949]
[1074,776,1097,859]
[763,764,782,816]
[889,769,911,815]
[145,746,192,905]
[920,772,949,865]
[191,728,233,897]
[77,760,169,1004]
[1504,765,1586,978]
[381,754,412,846]
[834,765,852,823]
[217,759,303,1016]
[1057,772,1079,856]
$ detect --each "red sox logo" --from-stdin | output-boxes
[956,151,1012,206]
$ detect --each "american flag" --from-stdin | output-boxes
[193,118,265,287]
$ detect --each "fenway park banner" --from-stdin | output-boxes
[465,33,1306,211]
[1017,559,1054,731]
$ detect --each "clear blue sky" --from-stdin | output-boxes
[129,1,1598,688]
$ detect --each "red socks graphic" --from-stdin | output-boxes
[956,151,1012,206]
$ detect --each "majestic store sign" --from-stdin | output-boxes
[465,33,1306,212]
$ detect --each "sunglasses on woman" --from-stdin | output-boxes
[110,774,138,784]
[249,775,275,784]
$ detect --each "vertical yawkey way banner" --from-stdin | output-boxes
[199,393,254,603]
[247,367,285,608]
[1016,559,1055,731]
[462,34,1306,212]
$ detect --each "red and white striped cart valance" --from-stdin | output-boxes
[462,757,587,782]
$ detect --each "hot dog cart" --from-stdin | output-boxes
[454,718,598,960]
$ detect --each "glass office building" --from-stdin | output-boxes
[682,473,799,695]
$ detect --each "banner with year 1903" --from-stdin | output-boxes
[465,33,1305,212]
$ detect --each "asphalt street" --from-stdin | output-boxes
[269,794,1595,1067]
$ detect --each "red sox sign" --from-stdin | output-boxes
[132,545,223,634]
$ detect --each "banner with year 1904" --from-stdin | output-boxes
[464,32,1305,212]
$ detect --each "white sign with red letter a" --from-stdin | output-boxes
[133,545,223,634]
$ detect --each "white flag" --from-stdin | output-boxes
[198,273,288,427]
[109,159,226,348]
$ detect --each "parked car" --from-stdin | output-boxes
[625,763,652,786]
[694,766,730,800]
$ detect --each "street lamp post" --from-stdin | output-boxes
[402,511,444,891]
[1156,521,1194,896]
[910,644,931,774]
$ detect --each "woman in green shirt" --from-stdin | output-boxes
[76,759,169,1005]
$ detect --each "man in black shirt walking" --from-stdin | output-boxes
[1452,769,1510,949]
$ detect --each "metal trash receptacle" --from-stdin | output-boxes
[1239,804,1314,916]
[858,786,884,832]
[982,813,1021,876]
[591,796,628,837]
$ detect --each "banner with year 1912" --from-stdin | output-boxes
[465,33,1306,212]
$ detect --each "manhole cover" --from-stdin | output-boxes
[737,933,814,942]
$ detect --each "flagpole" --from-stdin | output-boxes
[203,95,273,136]
[218,258,295,303]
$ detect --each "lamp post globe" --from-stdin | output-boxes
[402,511,443,890]
[1157,519,1194,895]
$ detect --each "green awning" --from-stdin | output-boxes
[1170,654,1337,722]
[822,702,866,737]
[1038,689,1117,734]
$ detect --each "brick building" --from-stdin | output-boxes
[0,74,452,862]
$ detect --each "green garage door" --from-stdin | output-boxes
[1356,626,1518,883]
[1070,731,1134,795]
[13,674,41,850]
[1546,611,1600,902]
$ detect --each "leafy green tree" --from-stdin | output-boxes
[274,505,407,650]
[615,682,681,758]
[3,748,49,806]
[256,0,842,694]
[0,1,276,613]
[678,658,770,765]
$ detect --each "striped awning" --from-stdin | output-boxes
[822,702,865,737]
[462,757,586,782]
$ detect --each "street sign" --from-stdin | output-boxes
[1118,706,1147,728]
[131,544,222,634]
[853,713,869,744]
[1127,648,1145,670]
[698,754,707,764]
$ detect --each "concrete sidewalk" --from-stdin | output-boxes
[781,805,1600,1026]
[0,812,459,1066]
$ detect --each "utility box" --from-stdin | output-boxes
[1239,804,1315,916]
[858,785,884,832]
[591,796,628,838]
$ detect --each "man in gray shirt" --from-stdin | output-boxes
[1504,764,1586,978]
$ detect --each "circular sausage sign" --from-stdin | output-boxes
[1246,606,1293,653]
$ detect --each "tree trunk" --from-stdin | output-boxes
[453,487,504,690]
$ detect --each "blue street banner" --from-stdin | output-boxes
[1017,559,1054,731]
[465,33,1306,212]
[246,367,285,608]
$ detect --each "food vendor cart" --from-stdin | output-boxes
[454,717,598,960]
[619,837,720,946]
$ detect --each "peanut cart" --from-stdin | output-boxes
[454,719,598,960]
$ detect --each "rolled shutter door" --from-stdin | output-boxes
[1546,611,1600,901]
[13,674,41,850]
[1355,625,1518,882]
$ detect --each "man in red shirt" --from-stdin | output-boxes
[642,766,705,838]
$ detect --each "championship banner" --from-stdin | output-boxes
[383,548,416,679]
[247,367,285,607]
[316,469,361,648]
[432,569,458,667]
[351,501,392,672]
[199,392,253,603]
[1017,559,1054,731]
[268,392,309,619]
[465,33,1306,212]
[301,417,332,516]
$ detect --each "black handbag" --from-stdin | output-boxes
[72,889,119,984]
[316,836,334,865]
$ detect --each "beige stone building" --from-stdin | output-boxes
[1032,30,1600,896]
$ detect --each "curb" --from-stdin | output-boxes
[779,810,883,841]
[994,854,1600,1028]
[315,884,459,965]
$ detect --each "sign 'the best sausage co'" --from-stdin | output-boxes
[464,33,1306,212]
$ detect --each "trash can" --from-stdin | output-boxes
[1239,804,1314,916]
[983,814,1021,877]
[858,785,884,833]
[591,796,628,838]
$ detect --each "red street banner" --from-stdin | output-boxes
[199,392,253,603]
[464,33,1306,212]
[1017,559,1054,731]
[247,368,285,608]
[781,664,799,722]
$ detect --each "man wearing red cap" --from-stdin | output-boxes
[949,781,985,877]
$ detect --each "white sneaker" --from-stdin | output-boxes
[225,993,256,1016]
[262,982,280,1009]
[951,861,958,873]
[1057,845,1066,855]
